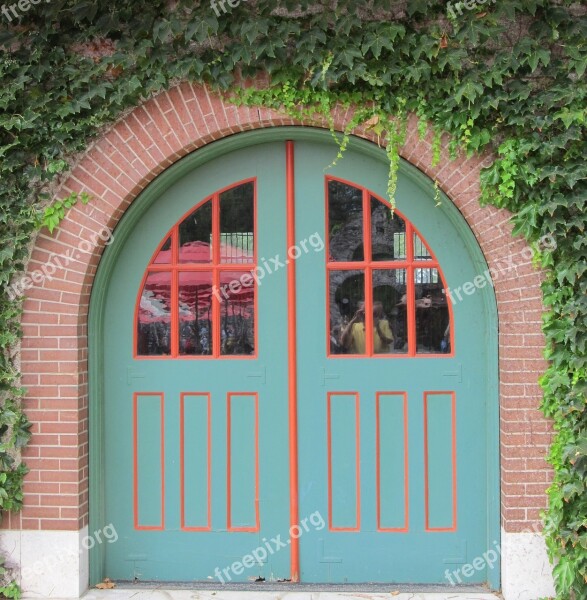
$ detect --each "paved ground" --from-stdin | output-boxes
[75,587,502,600]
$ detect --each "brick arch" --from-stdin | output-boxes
[14,82,550,536]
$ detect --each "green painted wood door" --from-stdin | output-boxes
[294,141,494,584]
[97,133,497,586]
[102,143,292,582]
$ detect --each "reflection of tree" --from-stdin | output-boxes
[328,182,362,227]
[220,183,254,235]
[138,284,172,355]
[179,319,211,355]
[221,299,254,355]
[180,318,212,356]
[179,283,212,355]
[329,190,406,263]
[370,201,406,261]
[329,181,363,261]
[179,202,213,253]
[138,321,171,355]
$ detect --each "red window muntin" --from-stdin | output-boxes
[325,175,454,358]
[134,178,258,359]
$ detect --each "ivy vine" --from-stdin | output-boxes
[0,0,585,596]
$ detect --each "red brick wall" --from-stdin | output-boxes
[7,82,552,533]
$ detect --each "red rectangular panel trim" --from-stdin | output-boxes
[133,391,165,531]
[180,392,211,531]
[423,390,457,532]
[327,391,361,532]
[226,391,260,532]
[376,391,409,532]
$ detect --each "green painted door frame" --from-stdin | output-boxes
[89,127,500,588]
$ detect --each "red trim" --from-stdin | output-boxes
[324,175,454,359]
[376,392,409,532]
[144,264,257,272]
[252,180,259,357]
[442,269,455,356]
[327,391,361,532]
[363,188,373,357]
[171,269,179,357]
[286,141,300,581]
[134,178,258,360]
[406,221,416,357]
[212,193,221,358]
[226,392,260,532]
[423,390,457,532]
[180,392,211,531]
[324,176,332,359]
[324,260,435,270]
[133,392,165,531]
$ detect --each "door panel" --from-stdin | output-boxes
[294,141,489,583]
[103,144,291,581]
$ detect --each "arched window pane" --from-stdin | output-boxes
[371,198,406,261]
[220,183,254,264]
[329,270,366,355]
[179,272,213,356]
[372,269,408,354]
[328,181,364,262]
[415,268,450,353]
[179,201,213,264]
[414,233,432,261]
[153,236,172,264]
[219,271,255,355]
[137,272,172,356]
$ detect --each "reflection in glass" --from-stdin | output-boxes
[179,201,213,263]
[153,236,172,264]
[220,183,254,264]
[328,181,364,262]
[371,198,406,261]
[219,271,255,355]
[414,233,432,260]
[179,272,213,356]
[137,272,172,355]
[415,268,450,353]
[329,270,366,355]
[373,269,408,354]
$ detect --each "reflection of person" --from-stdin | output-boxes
[340,300,394,354]
[416,293,432,308]
[440,323,450,353]
[330,322,343,354]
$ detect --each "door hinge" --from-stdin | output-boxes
[318,539,342,563]
[443,539,467,564]
[442,362,462,383]
[127,367,146,385]
[320,367,340,386]
[247,366,266,384]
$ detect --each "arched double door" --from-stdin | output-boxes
[93,134,498,587]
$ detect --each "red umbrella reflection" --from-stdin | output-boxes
[153,240,253,264]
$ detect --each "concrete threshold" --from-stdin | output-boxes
[75,585,502,600]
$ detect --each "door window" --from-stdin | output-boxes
[136,180,256,358]
[327,177,451,357]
